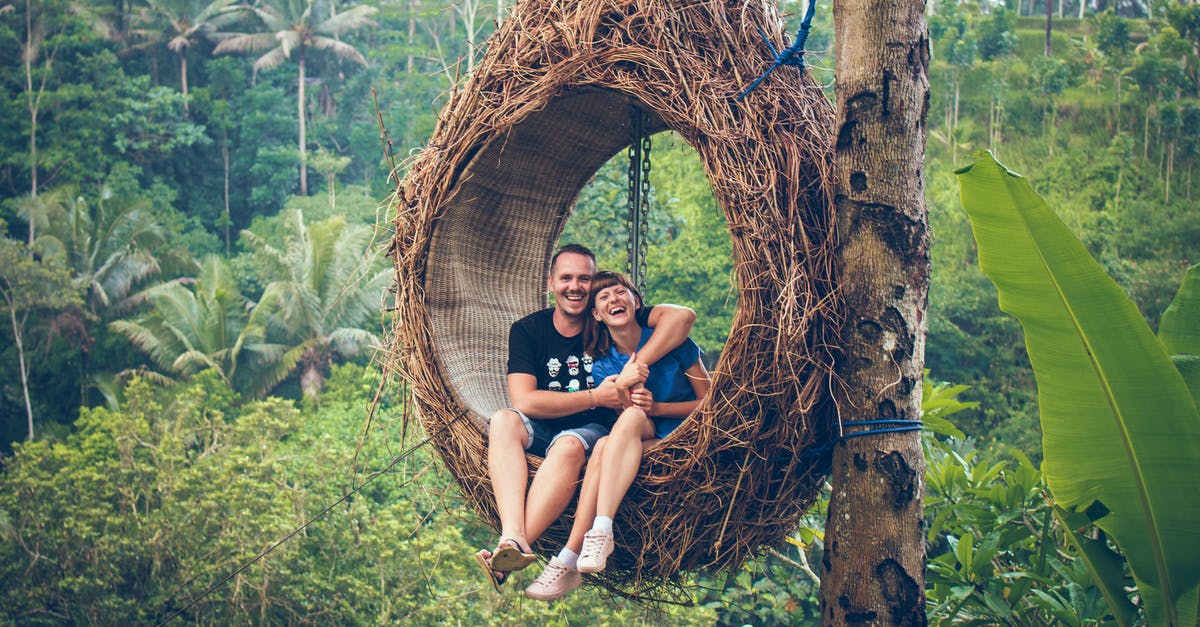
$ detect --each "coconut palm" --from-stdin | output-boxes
[129,0,240,113]
[110,255,254,386]
[240,210,389,399]
[32,185,166,317]
[213,0,377,195]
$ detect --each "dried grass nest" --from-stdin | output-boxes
[385,0,840,595]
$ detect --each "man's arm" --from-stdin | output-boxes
[508,373,623,418]
[636,304,696,366]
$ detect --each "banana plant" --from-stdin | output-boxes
[956,151,1200,626]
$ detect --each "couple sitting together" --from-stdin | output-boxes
[474,244,710,601]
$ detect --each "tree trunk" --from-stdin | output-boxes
[407,0,417,73]
[180,51,189,115]
[952,77,960,164]
[223,130,231,257]
[298,51,308,196]
[1046,0,1053,56]
[8,307,34,440]
[823,0,930,624]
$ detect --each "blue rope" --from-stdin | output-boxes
[792,419,924,471]
[736,0,818,101]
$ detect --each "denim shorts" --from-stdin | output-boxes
[495,409,610,458]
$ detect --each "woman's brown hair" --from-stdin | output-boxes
[582,270,644,357]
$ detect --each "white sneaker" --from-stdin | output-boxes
[577,529,614,574]
[524,557,582,601]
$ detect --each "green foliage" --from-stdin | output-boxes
[958,152,1200,625]
[110,255,251,385]
[977,8,1019,61]
[0,366,716,624]
[110,78,209,159]
[238,210,390,399]
[30,183,169,316]
[0,237,86,441]
[925,437,1115,625]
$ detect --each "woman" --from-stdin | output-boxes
[525,271,710,600]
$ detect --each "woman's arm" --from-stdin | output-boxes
[633,360,711,418]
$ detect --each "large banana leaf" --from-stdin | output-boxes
[1159,265,1200,403]
[956,152,1200,625]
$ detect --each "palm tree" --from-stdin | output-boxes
[213,0,377,195]
[30,185,171,403]
[110,255,280,394]
[241,211,389,399]
[32,185,166,316]
[129,0,240,114]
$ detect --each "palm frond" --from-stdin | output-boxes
[172,349,224,376]
[328,326,379,358]
[308,36,367,65]
[213,32,277,54]
[315,4,376,36]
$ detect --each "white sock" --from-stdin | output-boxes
[591,516,614,534]
[557,547,579,570]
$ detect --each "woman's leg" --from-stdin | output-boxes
[594,407,655,519]
[566,436,606,554]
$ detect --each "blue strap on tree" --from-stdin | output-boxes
[793,419,925,473]
[736,0,818,101]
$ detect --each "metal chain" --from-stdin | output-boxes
[626,107,652,293]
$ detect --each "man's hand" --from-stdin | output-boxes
[593,375,624,410]
[616,352,649,390]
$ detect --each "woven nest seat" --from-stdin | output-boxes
[387,0,840,593]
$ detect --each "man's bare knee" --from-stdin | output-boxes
[488,409,528,448]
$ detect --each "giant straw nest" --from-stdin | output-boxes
[385,0,841,595]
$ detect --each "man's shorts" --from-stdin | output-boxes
[492,409,610,458]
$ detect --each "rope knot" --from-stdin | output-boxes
[736,0,818,101]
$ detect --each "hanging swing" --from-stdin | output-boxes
[386,0,839,593]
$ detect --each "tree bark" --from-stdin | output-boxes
[823,0,930,624]
[298,50,308,196]
[8,306,34,440]
[1045,0,1053,56]
[180,52,189,115]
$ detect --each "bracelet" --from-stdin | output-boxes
[587,388,596,409]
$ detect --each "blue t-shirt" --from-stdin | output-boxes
[592,327,702,438]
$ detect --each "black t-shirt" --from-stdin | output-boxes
[507,306,652,427]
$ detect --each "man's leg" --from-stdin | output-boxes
[525,438,601,602]
[488,409,532,547]
[523,435,587,544]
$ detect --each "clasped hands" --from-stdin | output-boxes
[616,352,654,413]
[593,352,654,413]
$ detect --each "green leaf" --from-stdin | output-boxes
[957,151,1200,625]
[1159,265,1200,405]
[1055,506,1138,627]
[1159,265,1200,356]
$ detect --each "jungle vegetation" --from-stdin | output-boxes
[1,0,1198,622]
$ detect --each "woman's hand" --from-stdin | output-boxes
[616,352,649,390]
[628,387,655,414]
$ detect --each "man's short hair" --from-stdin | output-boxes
[550,244,596,274]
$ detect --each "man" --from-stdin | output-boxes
[475,244,695,597]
